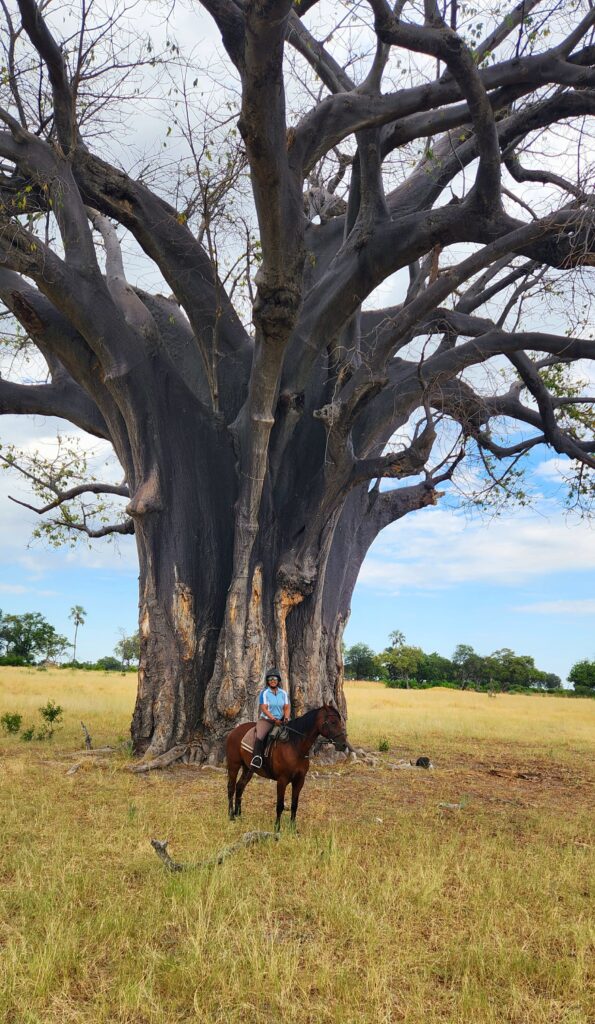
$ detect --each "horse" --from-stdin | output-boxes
[225,704,348,831]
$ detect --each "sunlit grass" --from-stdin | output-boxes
[1,669,593,1024]
[347,680,595,761]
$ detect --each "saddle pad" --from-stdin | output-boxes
[240,726,256,754]
[240,726,280,760]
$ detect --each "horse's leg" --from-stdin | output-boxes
[290,773,306,831]
[227,761,239,820]
[275,778,287,832]
[234,764,253,818]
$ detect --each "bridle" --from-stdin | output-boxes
[320,708,347,749]
[274,708,347,749]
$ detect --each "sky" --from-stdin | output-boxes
[1,1,594,683]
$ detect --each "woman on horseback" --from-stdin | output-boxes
[250,668,290,769]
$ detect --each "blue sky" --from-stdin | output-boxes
[1,412,594,681]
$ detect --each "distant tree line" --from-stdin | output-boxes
[344,633,595,695]
[0,609,139,672]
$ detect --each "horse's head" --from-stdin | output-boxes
[319,703,348,752]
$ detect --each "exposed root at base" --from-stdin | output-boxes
[128,745,188,773]
[129,739,228,771]
[150,830,279,871]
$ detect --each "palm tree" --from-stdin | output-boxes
[69,606,86,664]
[389,631,405,649]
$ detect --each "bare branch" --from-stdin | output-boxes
[0,375,108,438]
[7,481,129,515]
[16,0,79,152]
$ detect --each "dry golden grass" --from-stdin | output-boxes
[1,668,593,1024]
[347,681,595,760]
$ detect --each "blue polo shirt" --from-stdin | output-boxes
[259,686,289,720]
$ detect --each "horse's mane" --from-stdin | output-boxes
[286,704,337,737]
[287,706,321,737]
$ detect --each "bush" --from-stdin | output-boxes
[0,654,29,667]
[1,712,23,734]
[1,701,64,741]
[38,700,63,738]
[96,656,123,672]
[378,737,390,753]
[571,685,595,698]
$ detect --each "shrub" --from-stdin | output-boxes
[38,700,63,738]
[572,685,595,698]
[96,656,123,672]
[378,737,390,753]
[1,712,23,734]
[20,725,35,742]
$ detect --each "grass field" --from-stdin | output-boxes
[1,667,593,1024]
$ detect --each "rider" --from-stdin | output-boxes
[250,668,290,769]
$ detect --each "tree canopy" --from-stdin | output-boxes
[568,658,595,692]
[0,609,67,663]
[346,634,563,690]
[0,0,594,757]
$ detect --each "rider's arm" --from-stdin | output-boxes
[283,697,290,722]
[261,702,278,723]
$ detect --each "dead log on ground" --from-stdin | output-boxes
[150,831,279,872]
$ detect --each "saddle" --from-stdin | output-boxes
[240,724,290,763]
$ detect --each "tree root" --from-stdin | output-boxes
[129,745,187,773]
[150,830,279,872]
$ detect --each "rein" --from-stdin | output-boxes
[276,711,345,747]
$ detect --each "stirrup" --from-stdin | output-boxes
[250,753,263,768]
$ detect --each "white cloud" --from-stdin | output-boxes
[514,599,595,615]
[359,504,595,594]
[533,457,575,482]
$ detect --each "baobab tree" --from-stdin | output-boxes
[0,0,594,759]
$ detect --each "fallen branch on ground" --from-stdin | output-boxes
[150,830,279,872]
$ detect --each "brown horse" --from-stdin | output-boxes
[226,704,348,831]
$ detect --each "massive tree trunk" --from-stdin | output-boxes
[132,508,349,759]
[129,407,360,758]
[130,421,440,759]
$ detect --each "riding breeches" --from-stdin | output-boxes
[255,719,274,741]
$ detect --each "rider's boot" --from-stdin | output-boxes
[250,737,264,769]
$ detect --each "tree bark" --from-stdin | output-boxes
[127,368,237,757]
